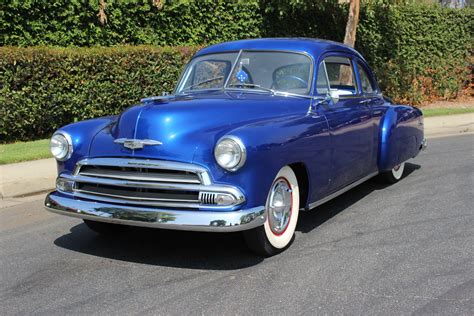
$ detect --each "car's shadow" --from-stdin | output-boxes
[54,163,420,269]
[298,162,420,233]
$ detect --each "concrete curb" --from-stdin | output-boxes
[1,113,473,199]
[0,158,57,199]
[424,113,474,138]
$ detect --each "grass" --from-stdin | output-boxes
[0,107,472,165]
[0,139,51,165]
[421,107,474,117]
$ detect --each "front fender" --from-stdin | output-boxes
[192,113,330,209]
[378,106,424,171]
[54,116,117,174]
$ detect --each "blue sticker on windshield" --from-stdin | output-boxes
[236,70,249,83]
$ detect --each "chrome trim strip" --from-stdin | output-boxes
[74,158,212,185]
[65,174,244,199]
[307,172,378,210]
[78,170,201,184]
[71,191,208,209]
[45,192,265,233]
[74,189,199,203]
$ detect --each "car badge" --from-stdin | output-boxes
[114,138,162,150]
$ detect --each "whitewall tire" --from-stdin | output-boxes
[379,162,406,184]
[243,166,300,256]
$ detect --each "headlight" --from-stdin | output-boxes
[214,136,246,171]
[50,132,73,161]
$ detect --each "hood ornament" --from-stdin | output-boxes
[114,138,162,150]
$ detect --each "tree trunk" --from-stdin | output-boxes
[98,0,107,25]
[343,0,360,48]
[339,0,360,85]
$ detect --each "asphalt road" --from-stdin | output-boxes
[1,134,473,315]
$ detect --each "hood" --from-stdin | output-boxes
[89,91,310,163]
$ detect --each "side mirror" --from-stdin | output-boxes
[327,89,340,105]
[162,91,170,96]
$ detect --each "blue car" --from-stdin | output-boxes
[45,38,426,256]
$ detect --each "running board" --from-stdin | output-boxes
[305,171,379,211]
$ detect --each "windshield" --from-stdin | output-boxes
[175,51,312,95]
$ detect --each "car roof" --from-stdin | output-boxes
[194,38,365,62]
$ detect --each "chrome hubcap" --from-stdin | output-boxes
[268,178,292,235]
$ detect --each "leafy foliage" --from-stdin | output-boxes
[1,0,262,47]
[1,46,199,142]
[1,1,472,142]
[357,4,473,103]
[259,1,473,104]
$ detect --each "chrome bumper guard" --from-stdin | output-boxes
[45,192,266,232]
[421,138,427,151]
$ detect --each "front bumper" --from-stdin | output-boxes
[44,192,266,232]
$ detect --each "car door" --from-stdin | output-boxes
[316,54,374,192]
[354,59,386,172]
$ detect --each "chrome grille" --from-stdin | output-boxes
[61,158,244,209]
[78,165,201,184]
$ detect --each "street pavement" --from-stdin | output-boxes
[1,134,473,315]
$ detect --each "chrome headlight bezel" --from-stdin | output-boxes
[214,135,246,172]
[50,132,73,161]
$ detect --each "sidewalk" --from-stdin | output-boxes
[0,158,56,199]
[1,113,472,200]
[424,113,473,138]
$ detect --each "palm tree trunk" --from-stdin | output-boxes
[339,0,360,85]
[98,0,107,25]
[343,0,360,48]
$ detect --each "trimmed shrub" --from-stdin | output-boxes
[260,1,473,104]
[1,2,472,142]
[1,0,262,47]
[0,46,199,142]
[356,4,473,104]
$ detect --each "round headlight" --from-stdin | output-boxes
[214,136,246,171]
[50,133,72,161]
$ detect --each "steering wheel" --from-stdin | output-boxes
[272,75,308,90]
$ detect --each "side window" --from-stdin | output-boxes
[324,56,357,95]
[316,62,329,94]
[357,62,376,94]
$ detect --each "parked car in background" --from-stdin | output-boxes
[45,38,426,256]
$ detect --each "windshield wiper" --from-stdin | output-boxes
[179,76,224,93]
[227,83,275,95]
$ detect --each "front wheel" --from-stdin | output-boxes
[243,166,300,256]
[378,162,406,184]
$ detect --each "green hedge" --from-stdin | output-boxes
[0,46,199,142]
[1,2,473,142]
[261,2,473,104]
[356,4,473,104]
[1,0,262,47]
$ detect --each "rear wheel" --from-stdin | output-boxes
[83,220,124,235]
[243,166,300,256]
[379,162,406,184]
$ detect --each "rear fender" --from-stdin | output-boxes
[378,106,423,171]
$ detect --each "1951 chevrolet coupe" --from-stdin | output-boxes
[45,38,426,256]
